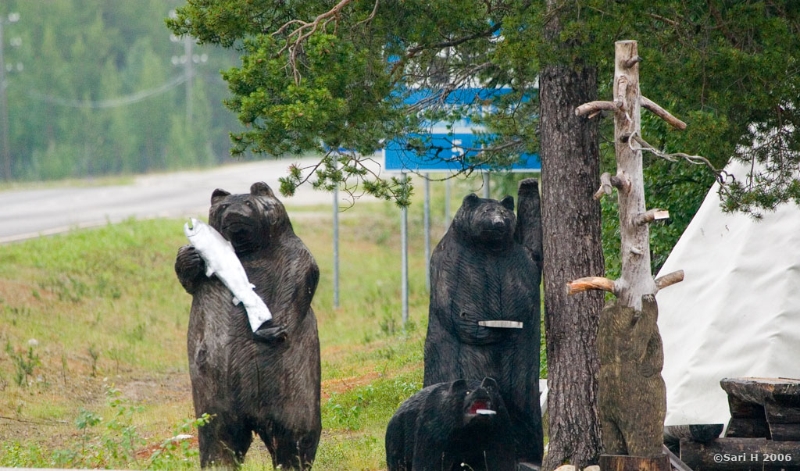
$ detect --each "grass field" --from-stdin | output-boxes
[0,174,529,469]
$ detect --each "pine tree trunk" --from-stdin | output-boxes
[539,61,605,470]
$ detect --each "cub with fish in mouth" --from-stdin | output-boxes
[175,182,321,470]
[385,377,516,471]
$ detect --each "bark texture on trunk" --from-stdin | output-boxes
[540,62,605,471]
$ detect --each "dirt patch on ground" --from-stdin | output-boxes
[119,373,191,405]
[0,277,55,312]
[0,371,192,457]
[322,370,383,400]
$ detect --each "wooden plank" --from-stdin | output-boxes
[721,377,800,408]
[664,424,724,443]
[767,423,800,441]
[599,453,671,471]
[771,393,800,407]
[765,400,800,424]
[662,445,694,471]
[727,395,764,419]
[725,418,770,439]
[680,438,800,470]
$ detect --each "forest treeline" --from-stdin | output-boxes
[1,0,245,181]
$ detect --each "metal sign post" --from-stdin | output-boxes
[400,172,409,326]
[445,178,451,231]
[424,174,431,292]
[333,179,340,309]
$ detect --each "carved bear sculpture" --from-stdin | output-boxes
[385,377,516,471]
[597,294,666,457]
[424,179,544,465]
[175,182,320,470]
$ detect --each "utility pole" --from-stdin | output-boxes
[170,10,205,128]
[0,13,20,181]
[0,18,10,181]
[184,35,193,127]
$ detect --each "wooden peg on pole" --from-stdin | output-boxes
[568,40,697,463]
[570,40,686,307]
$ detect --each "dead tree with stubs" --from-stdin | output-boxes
[567,40,687,469]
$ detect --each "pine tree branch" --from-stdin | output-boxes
[273,0,368,84]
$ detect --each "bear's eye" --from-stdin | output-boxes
[245,200,254,208]
[220,204,229,211]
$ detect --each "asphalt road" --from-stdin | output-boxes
[0,156,375,244]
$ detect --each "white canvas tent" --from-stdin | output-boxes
[656,161,800,427]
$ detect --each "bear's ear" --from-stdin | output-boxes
[462,193,480,207]
[500,196,514,211]
[480,377,499,392]
[211,189,230,205]
[449,379,468,394]
[250,182,275,198]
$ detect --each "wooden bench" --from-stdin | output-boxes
[679,377,800,470]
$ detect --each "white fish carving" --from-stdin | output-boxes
[184,217,272,331]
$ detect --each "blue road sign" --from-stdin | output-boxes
[384,125,539,172]
[383,88,539,173]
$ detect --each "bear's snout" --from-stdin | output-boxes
[221,211,255,234]
[491,215,507,228]
[223,200,256,218]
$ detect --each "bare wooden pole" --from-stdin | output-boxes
[613,40,654,310]
[569,40,686,305]
[568,39,694,461]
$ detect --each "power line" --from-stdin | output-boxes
[27,73,188,109]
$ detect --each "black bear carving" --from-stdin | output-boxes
[424,179,544,465]
[175,182,320,470]
[385,377,516,471]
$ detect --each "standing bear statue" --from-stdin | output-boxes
[174,182,321,470]
[424,179,544,465]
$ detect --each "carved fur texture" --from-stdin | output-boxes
[175,182,320,470]
[597,294,666,457]
[424,185,544,464]
[385,378,515,471]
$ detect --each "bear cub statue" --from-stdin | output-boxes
[385,377,515,471]
[175,182,321,470]
[424,181,544,465]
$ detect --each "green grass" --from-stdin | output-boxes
[0,172,544,470]
[0,178,450,470]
